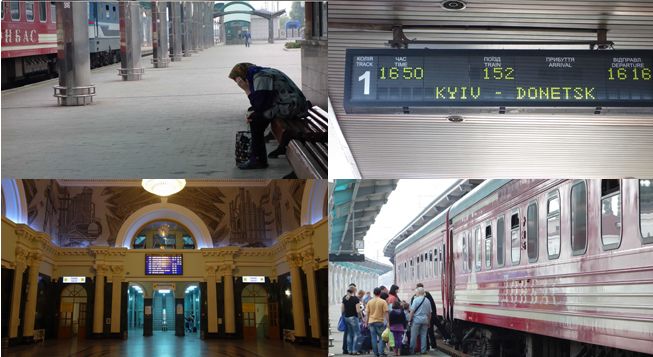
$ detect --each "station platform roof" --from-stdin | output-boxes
[329,179,398,261]
[331,257,393,276]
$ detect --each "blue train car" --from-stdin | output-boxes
[88,1,121,67]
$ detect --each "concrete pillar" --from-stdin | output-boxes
[53,0,95,106]
[206,266,218,334]
[268,17,274,44]
[110,266,124,333]
[169,1,182,61]
[93,264,107,334]
[222,265,236,333]
[118,0,144,80]
[182,2,192,56]
[302,252,320,339]
[151,1,170,68]
[9,247,28,338]
[21,252,42,339]
[287,253,306,337]
[175,297,185,336]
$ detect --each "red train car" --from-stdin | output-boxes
[1,1,57,86]
[394,179,653,356]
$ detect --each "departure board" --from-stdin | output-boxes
[145,254,183,275]
[344,49,653,112]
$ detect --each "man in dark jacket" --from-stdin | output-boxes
[410,283,450,350]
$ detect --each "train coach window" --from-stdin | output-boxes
[511,211,520,265]
[39,1,46,22]
[461,233,467,272]
[474,227,482,271]
[641,180,653,244]
[485,224,492,269]
[26,1,34,21]
[571,181,588,255]
[497,216,505,267]
[10,1,19,20]
[1,2,4,20]
[547,192,561,259]
[601,180,622,250]
[433,249,437,276]
[527,202,538,262]
[50,1,55,23]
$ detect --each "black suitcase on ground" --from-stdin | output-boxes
[235,131,251,165]
[193,326,197,333]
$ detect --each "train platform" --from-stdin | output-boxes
[1,41,300,178]
[328,303,451,357]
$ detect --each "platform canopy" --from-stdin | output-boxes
[331,257,393,276]
[382,179,484,260]
[330,179,398,261]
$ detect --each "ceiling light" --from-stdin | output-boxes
[158,289,170,294]
[441,0,466,11]
[142,179,187,197]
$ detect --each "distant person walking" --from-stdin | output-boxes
[244,31,252,47]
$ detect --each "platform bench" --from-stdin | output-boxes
[271,105,328,179]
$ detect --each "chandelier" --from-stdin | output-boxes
[141,179,186,197]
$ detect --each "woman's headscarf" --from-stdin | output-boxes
[228,62,256,81]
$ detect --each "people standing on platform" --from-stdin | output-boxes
[364,287,389,357]
[342,283,357,354]
[342,287,363,355]
[409,287,432,355]
[410,282,449,348]
[364,291,372,305]
[388,301,408,356]
[387,285,400,306]
[228,62,309,169]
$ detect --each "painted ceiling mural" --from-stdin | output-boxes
[20,180,306,248]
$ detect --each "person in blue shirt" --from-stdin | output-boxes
[409,287,431,355]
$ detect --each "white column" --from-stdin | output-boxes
[110,266,124,333]
[9,247,28,338]
[205,266,218,333]
[93,264,107,334]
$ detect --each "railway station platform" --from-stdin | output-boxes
[1,42,300,178]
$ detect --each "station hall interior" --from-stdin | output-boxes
[0,179,328,355]
[1,1,328,179]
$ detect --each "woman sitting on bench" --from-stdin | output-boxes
[229,62,309,170]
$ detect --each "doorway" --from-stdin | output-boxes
[153,289,175,333]
[127,284,144,334]
[58,284,87,340]
[241,284,268,340]
[184,285,200,334]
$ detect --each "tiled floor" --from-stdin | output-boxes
[5,330,324,357]
[1,41,298,178]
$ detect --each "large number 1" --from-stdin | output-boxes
[358,71,370,95]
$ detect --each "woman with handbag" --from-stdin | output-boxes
[388,301,407,356]
[342,287,363,355]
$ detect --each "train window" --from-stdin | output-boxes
[105,4,110,19]
[461,233,468,272]
[641,180,653,243]
[496,216,505,267]
[468,232,474,272]
[571,181,588,255]
[50,1,55,23]
[1,2,4,20]
[511,211,520,265]
[39,1,46,22]
[527,202,538,262]
[26,1,34,21]
[433,249,438,276]
[440,243,444,276]
[601,180,622,250]
[485,223,492,269]
[474,227,482,271]
[547,192,561,259]
[10,1,19,20]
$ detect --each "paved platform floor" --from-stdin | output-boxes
[1,41,300,178]
[4,330,324,357]
[328,304,450,357]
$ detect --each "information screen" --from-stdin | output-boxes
[145,254,183,275]
[344,49,653,112]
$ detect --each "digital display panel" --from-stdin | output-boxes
[145,254,183,275]
[242,276,265,283]
[344,49,653,112]
[63,276,86,283]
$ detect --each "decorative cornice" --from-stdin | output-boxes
[238,248,274,257]
[57,249,94,257]
[90,247,128,257]
[200,247,241,258]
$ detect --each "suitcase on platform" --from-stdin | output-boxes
[235,131,251,165]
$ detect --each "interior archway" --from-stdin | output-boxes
[301,180,328,226]
[115,203,213,249]
[1,179,28,224]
